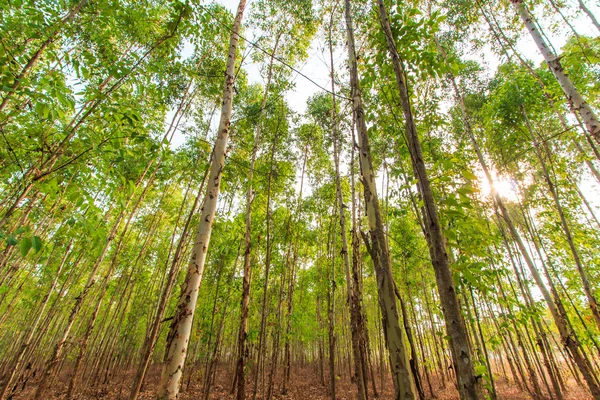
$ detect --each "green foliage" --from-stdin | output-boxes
[0,1,599,398]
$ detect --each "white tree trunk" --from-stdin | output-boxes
[577,0,600,33]
[157,1,246,398]
[512,0,600,145]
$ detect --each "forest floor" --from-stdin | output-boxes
[7,364,592,399]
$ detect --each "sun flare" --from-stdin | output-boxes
[477,170,520,202]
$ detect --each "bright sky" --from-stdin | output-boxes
[189,0,600,309]
[219,0,340,114]
[182,0,600,215]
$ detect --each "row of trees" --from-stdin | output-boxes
[0,0,599,399]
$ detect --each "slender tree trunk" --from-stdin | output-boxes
[33,177,144,400]
[0,242,72,400]
[252,125,281,400]
[447,39,600,396]
[204,249,239,400]
[129,104,214,400]
[375,2,480,399]
[497,200,600,398]
[350,126,377,399]
[282,145,308,395]
[511,0,600,145]
[266,239,287,400]
[420,272,446,389]
[235,33,280,400]
[328,9,365,398]
[468,288,497,399]
[317,246,326,388]
[344,2,416,398]
[577,0,600,33]
[575,141,600,182]
[521,105,600,332]
[66,179,170,399]
[327,216,337,400]
[397,289,426,400]
[157,2,246,398]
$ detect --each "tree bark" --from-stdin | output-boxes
[235,33,279,400]
[328,8,366,398]
[521,105,600,332]
[0,242,72,400]
[511,0,600,145]
[156,1,246,398]
[577,0,600,33]
[375,2,480,399]
[344,1,416,398]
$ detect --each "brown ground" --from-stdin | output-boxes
[7,364,593,399]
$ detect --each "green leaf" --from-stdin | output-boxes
[445,228,457,241]
[20,237,32,257]
[462,170,478,180]
[32,236,43,253]
[457,186,478,195]
[474,364,487,376]
[445,196,460,207]
[7,235,18,246]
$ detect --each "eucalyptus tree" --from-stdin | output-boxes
[0,0,189,232]
[453,59,600,398]
[344,1,416,398]
[426,0,600,396]
[511,0,600,145]
[234,2,316,398]
[1,0,600,399]
[3,2,199,397]
[126,6,233,398]
[307,86,369,399]
[157,1,247,398]
[370,1,482,398]
[0,0,89,114]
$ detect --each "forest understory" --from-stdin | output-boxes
[4,363,593,400]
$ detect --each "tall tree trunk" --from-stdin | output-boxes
[327,215,337,400]
[521,105,600,331]
[252,124,281,400]
[468,288,497,399]
[204,251,239,400]
[511,0,600,145]
[328,8,365,398]
[344,1,416,398]
[495,197,600,398]
[375,2,480,399]
[351,123,377,398]
[33,172,147,400]
[397,288,426,400]
[0,242,72,400]
[129,103,214,400]
[282,143,308,395]
[577,0,600,33]
[157,1,246,398]
[235,33,280,400]
[446,43,600,397]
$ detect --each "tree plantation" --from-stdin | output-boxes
[2,0,600,399]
